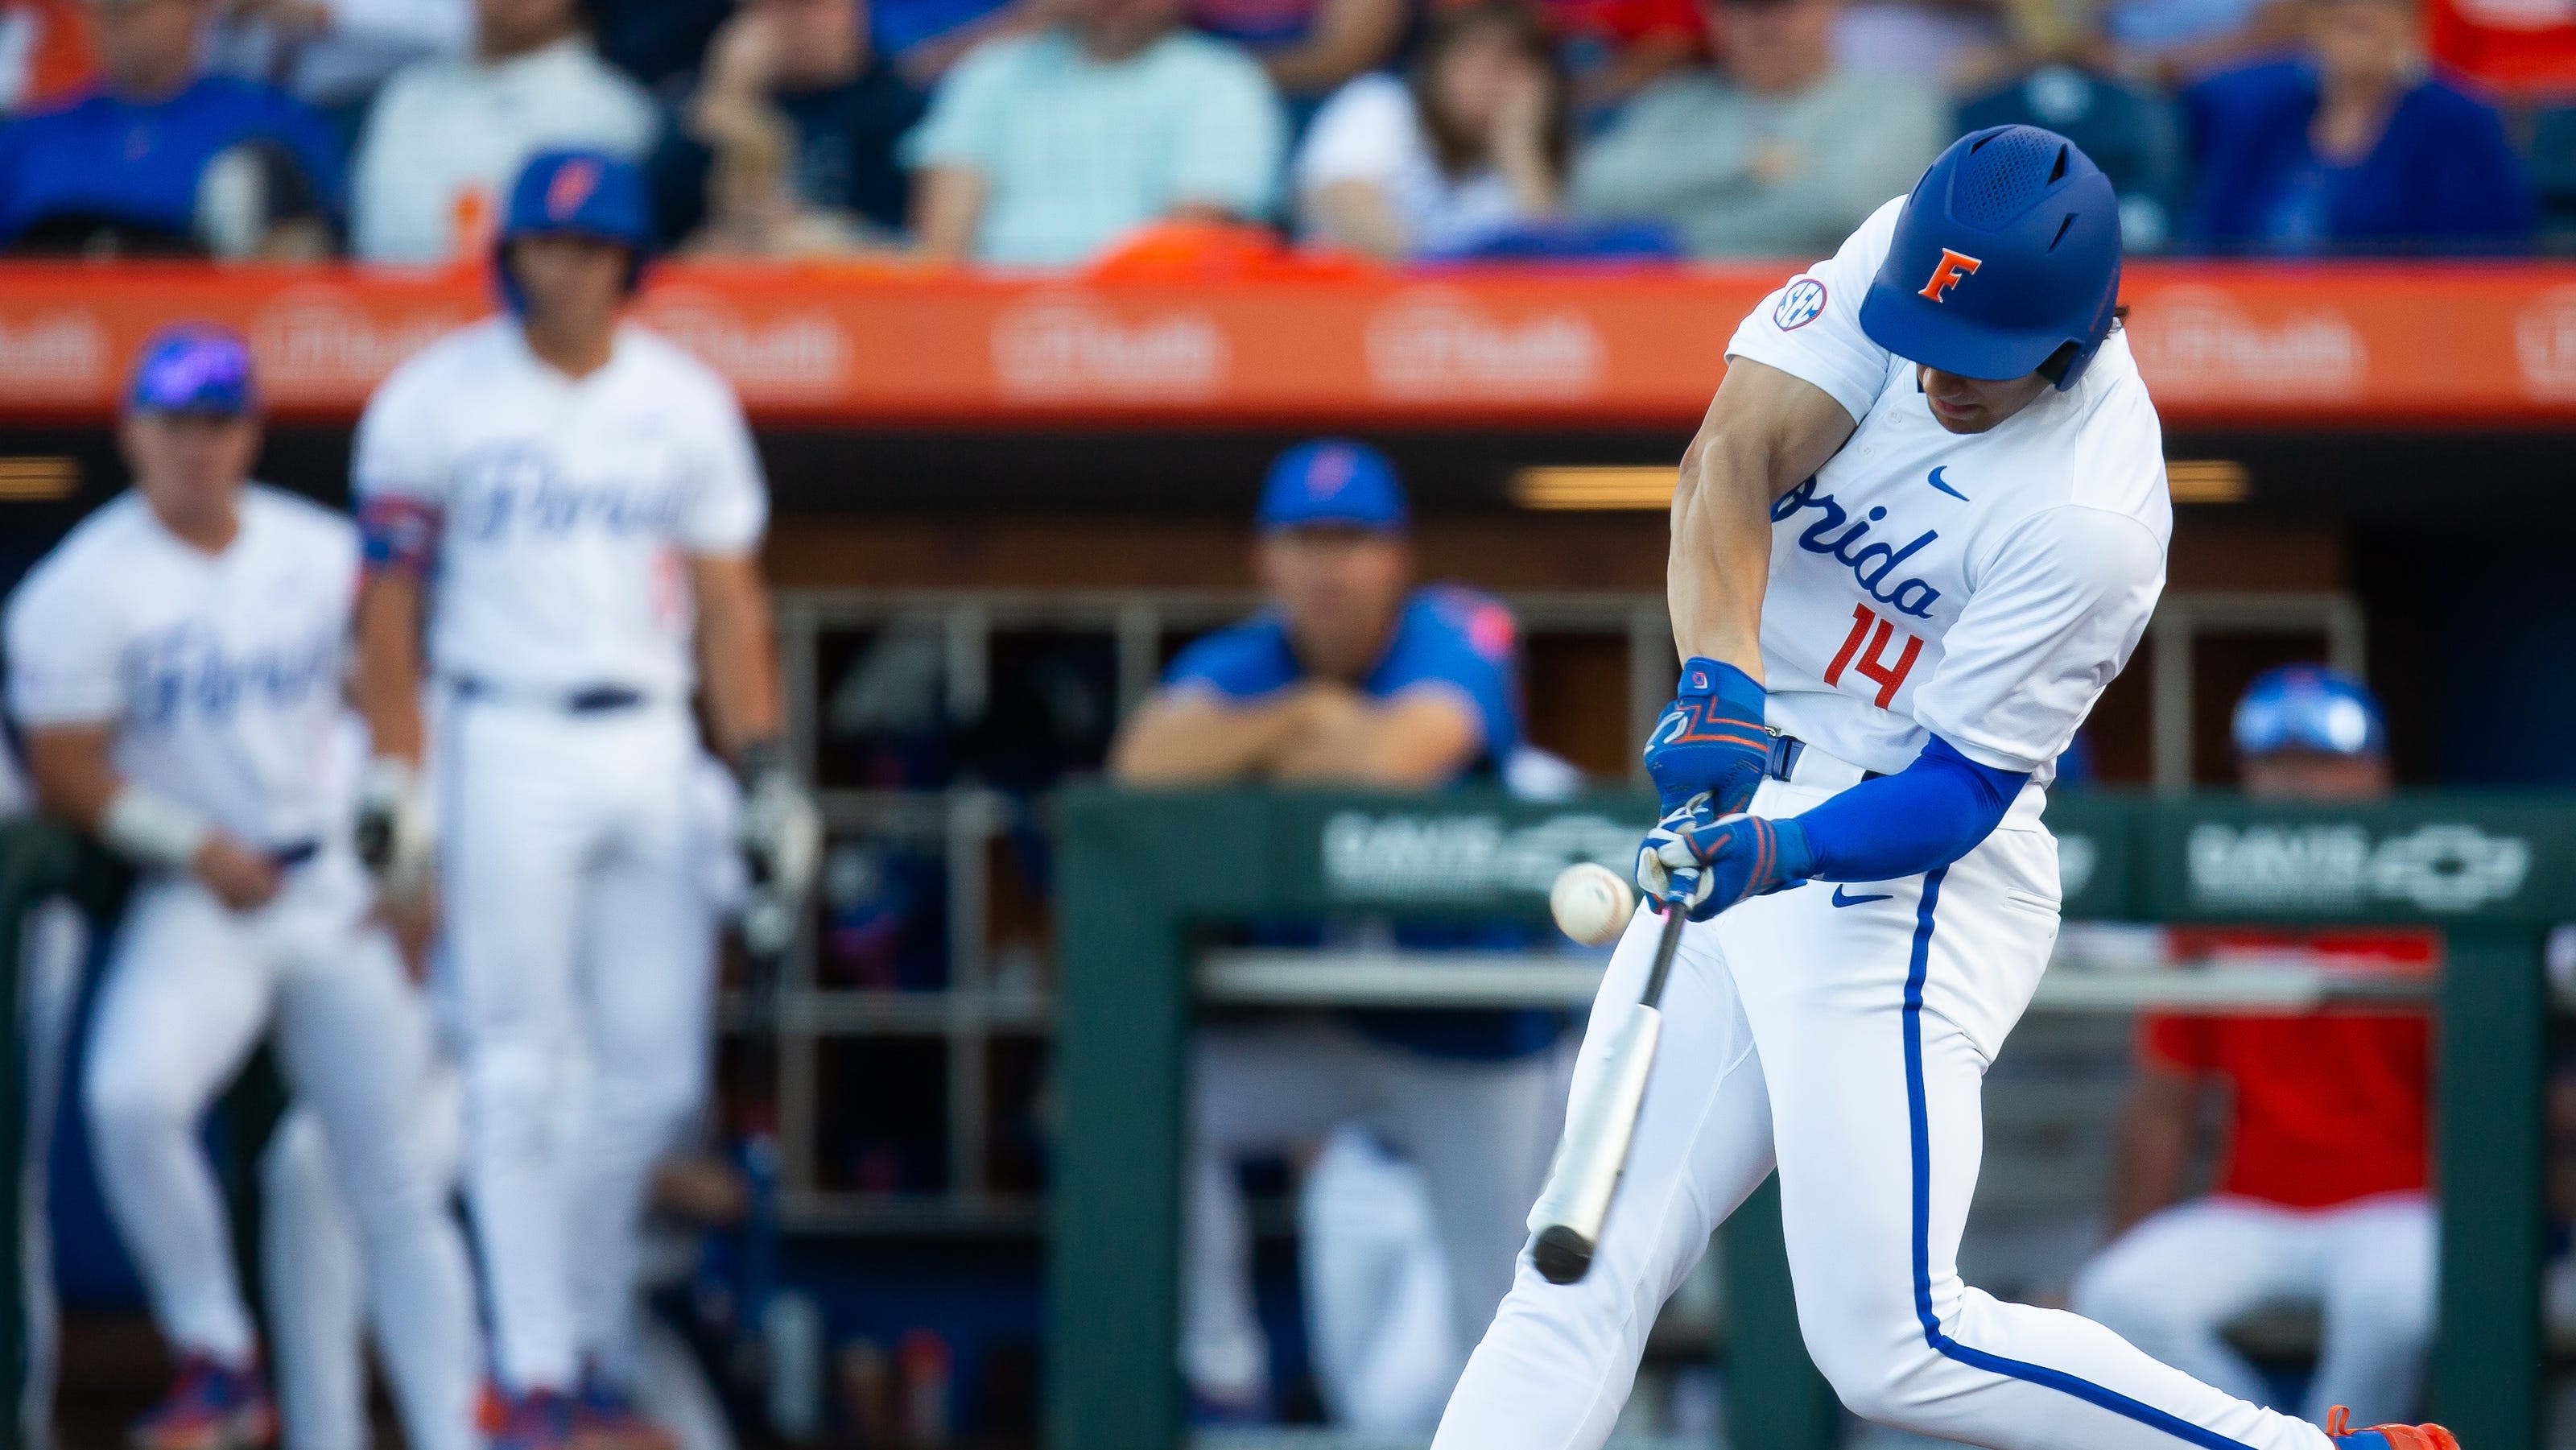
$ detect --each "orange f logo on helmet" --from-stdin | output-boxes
[1918,249,1984,303]
[544,159,601,221]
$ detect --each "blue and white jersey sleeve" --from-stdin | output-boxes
[1723,196,1906,425]
[675,364,769,555]
[3,549,123,726]
[1912,502,2165,774]
[1161,618,1300,700]
[1371,589,1521,764]
[350,346,453,508]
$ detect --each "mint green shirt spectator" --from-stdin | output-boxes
[905,27,1286,265]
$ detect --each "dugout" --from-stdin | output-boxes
[0,258,2571,1446]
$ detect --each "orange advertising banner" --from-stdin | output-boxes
[0,260,2570,428]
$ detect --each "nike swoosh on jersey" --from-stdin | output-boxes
[1831,886,1893,907]
[1926,467,1969,501]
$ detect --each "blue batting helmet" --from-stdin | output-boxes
[2232,664,2387,758]
[493,149,652,314]
[1859,125,2123,390]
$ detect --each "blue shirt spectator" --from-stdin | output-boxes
[903,0,1284,266]
[2181,0,2533,256]
[0,76,342,254]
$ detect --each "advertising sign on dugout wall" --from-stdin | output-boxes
[0,261,2570,427]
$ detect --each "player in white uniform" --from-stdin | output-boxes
[1,741,87,1450]
[347,150,817,1450]
[258,751,746,1450]
[3,327,479,1450]
[1430,127,2460,1450]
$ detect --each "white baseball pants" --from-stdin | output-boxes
[1183,1020,1561,1407]
[1298,1125,1463,1433]
[82,857,479,1450]
[18,897,83,1450]
[437,699,716,1392]
[1434,770,2338,1450]
[2073,1192,2436,1427]
[260,1063,465,1450]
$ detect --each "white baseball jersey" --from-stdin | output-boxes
[351,317,768,697]
[3,486,359,849]
[1724,196,2169,787]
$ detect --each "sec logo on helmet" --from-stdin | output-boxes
[1773,278,1827,331]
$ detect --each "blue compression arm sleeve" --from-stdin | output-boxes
[1791,736,2031,882]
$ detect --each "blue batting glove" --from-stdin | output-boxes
[1637,799,1814,923]
[1642,658,1771,816]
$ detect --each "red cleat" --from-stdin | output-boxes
[130,1355,278,1450]
[2326,1405,2462,1450]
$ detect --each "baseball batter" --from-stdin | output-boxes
[1431,126,2456,1450]
[348,150,816,1448]
[4,327,478,1450]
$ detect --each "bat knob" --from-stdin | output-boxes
[1531,1225,1596,1285]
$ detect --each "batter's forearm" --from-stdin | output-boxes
[1667,427,1775,680]
[353,571,427,765]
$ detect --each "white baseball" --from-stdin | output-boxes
[1550,862,1637,947]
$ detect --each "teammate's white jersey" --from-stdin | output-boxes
[352,317,769,697]
[3,486,359,850]
[1724,196,2169,787]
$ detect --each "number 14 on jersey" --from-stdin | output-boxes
[1825,602,1922,708]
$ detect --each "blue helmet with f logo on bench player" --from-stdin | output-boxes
[493,148,653,315]
[1858,125,2124,390]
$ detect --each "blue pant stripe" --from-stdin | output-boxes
[1901,867,2259,1450]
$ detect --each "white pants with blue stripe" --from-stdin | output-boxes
[1433,770,2336,1450]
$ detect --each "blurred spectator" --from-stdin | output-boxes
[2425,0,2576,97]
[349,0,656,261]
[649,0,924,254]
[674,104,874,254]
[871,0,1030,85]
[1291,2,1564,260]
[0,0,342,256]
[1958,64,2183,250]
[204,0,471,114]
[1187,0,1402,114]
[590,0,734,87]
[903,0,1283,266]
[1567,0,1939,258]
[1834,0,2009,89]
[2179,0,2534,254]
[2099,0,2300,84]
[0,0,96,110]
[1543,0,1702,118]
[2073,665,2437,1429]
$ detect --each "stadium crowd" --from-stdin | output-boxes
[0,0,2565,265]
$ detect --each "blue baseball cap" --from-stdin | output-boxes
[1255,440,1409,535]
[127,324,257,416]
[2232,664,2387,758]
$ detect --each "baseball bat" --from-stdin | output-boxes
[1526,897,1687,1285]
